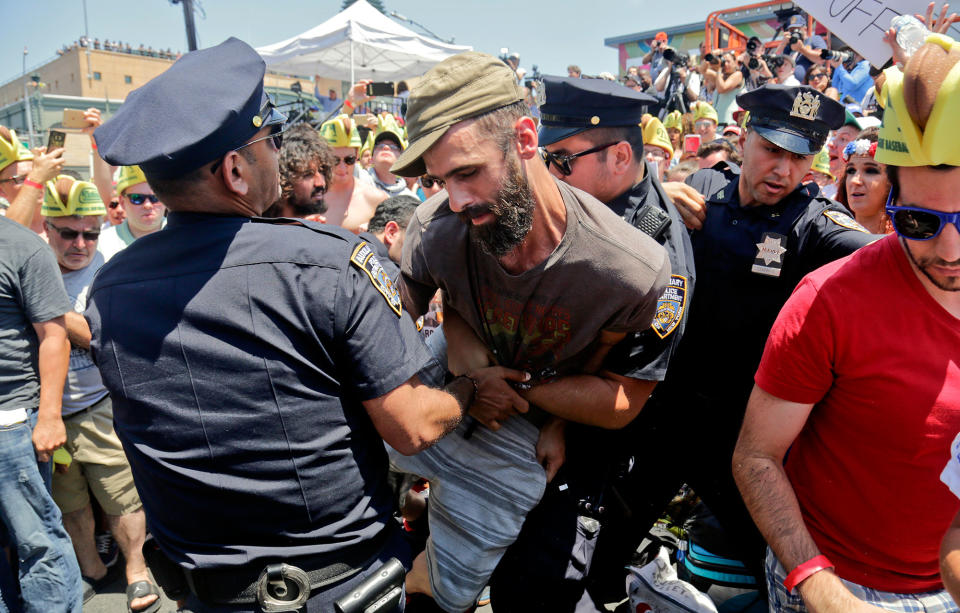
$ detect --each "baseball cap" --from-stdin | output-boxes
[655,32,668,42]
[391,52,524,177]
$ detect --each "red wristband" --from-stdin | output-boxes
[344,99,354,110]
[784,555,834,593]
[90,139,97,150]
[22,179,43,190]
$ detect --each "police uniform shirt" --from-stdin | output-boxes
[666,162,877,400]
[602,161,695,381]
[86,212,433,568]
[358,231,400,284]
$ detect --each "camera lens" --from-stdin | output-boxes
[748,57,759,70]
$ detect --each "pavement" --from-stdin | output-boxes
[84,567,176,613]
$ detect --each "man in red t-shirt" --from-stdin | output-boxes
[733,32,960,613]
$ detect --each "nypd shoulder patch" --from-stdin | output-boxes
[651,275,687,339]
[350,242,402,317]
[823,210,869,233]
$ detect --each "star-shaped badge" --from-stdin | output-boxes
[755,235,786,265]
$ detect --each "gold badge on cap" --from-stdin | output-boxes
[590,116,600,125]
[252,116,263,128]
[790,91,820,122]
[534,85,546,108]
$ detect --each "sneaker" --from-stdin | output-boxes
[95,531,119,568]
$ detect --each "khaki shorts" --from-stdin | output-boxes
[52,394,142,516]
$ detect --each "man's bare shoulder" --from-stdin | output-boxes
[356,182,389,207]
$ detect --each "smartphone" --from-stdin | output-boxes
[366,81,395,97]
[684,134,702,155]
[62,109,87,129]
[47,130,66,151]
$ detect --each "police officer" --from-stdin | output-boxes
[489,76,696,611]
[589,83,879,593]
[86,38,490,613]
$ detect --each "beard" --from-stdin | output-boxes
[903,238,960,292]
[288,188,327,217]
[458,154,535,258]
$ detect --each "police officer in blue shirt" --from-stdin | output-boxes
[87,38,485,613]
[489,76,696,611]
[599,84,878,589]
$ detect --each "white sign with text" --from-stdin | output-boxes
[795,0,960,67]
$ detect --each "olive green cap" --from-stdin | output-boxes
[391,51,525,177]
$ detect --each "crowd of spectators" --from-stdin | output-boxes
[57,36,181,60]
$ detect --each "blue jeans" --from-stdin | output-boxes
[0,415,82,613]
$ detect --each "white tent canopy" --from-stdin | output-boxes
[256,0,472,83]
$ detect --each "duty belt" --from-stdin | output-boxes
[184,523,392,605]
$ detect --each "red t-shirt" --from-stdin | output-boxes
[755,234,960,593]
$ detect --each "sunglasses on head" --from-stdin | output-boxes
[334,155,357,166]
[420,176,444,189]
[540,142,618,176]
[885,189,960,240]
[126,193,159,205]
[45,221,100,242]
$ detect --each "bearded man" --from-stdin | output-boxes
[387,51,671,612]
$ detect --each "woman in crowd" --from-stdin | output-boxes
[804,65,839,100]
[834,128,891,234]
[663,111,685,169]
[714,51,745,125]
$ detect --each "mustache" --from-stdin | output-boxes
[459,204,492,221]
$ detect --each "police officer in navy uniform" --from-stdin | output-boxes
[489,76,697,611]
[585,83,880,593]
[86,38,486,613]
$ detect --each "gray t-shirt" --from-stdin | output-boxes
[61,251,108,415]
[0,217,72,412]
[401,178,670,381]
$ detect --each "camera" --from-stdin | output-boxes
[821,48,852,63]
[662,47,679,63]
[746,37,761,55]
[704,52,719,64]
[788,32,802,47]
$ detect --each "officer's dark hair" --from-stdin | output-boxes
[367,194,419,234]
[579,126,645,164]
[697,138,742,166]
[145,148,258,206]
[280,124,334,200]
[471,101,530,154]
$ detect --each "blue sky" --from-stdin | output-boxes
[2,0,717,85]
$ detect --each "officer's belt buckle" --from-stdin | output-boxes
[256,563,310,612]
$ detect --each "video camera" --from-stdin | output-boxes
[662,47,688,66]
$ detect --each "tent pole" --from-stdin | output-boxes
[350,40,355,88]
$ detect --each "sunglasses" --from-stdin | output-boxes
[126,193,160,205]
[808,73,826,80]
[45,221,100,242]
[108,200,120,209]
[540,142,618,176]
[0,174,26,185]
[695,120,715,129]
[374,141,401,152]
[334,155,357,166]
[886,197,960,241]
[420,176,444,189]
[210,124,285,174]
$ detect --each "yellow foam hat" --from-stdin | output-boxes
[358,131,374,161]
[42,176,106,217]
[115,165,148,196]
[320,114,362,149]
[663,110,683,131]
[0,129,34,173]
[693,101,718,125]
[876,34,960,167]
[374,113,407,150]
[811,146,834,179]
[643,117,674,157]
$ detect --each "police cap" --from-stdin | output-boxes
[537,76,659,146]
[736,84,844,155]
[94,37,286,180]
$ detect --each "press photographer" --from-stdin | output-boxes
[740,36,774,90]
[654,47,700,114]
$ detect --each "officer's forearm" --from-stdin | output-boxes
[520,373,655,429]
[364,374,467,455]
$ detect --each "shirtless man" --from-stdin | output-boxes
[319,114,386,232]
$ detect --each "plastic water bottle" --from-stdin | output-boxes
[891,14,931,58]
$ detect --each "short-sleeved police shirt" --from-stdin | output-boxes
[665,163,878,402]
[602,162,695,381]
[0,217,72,412]
[358,231,399,284]
[86,213,433,568]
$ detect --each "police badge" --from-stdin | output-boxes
[350,242,403,317]
[790,91,820,122]
[651,275,687,339]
